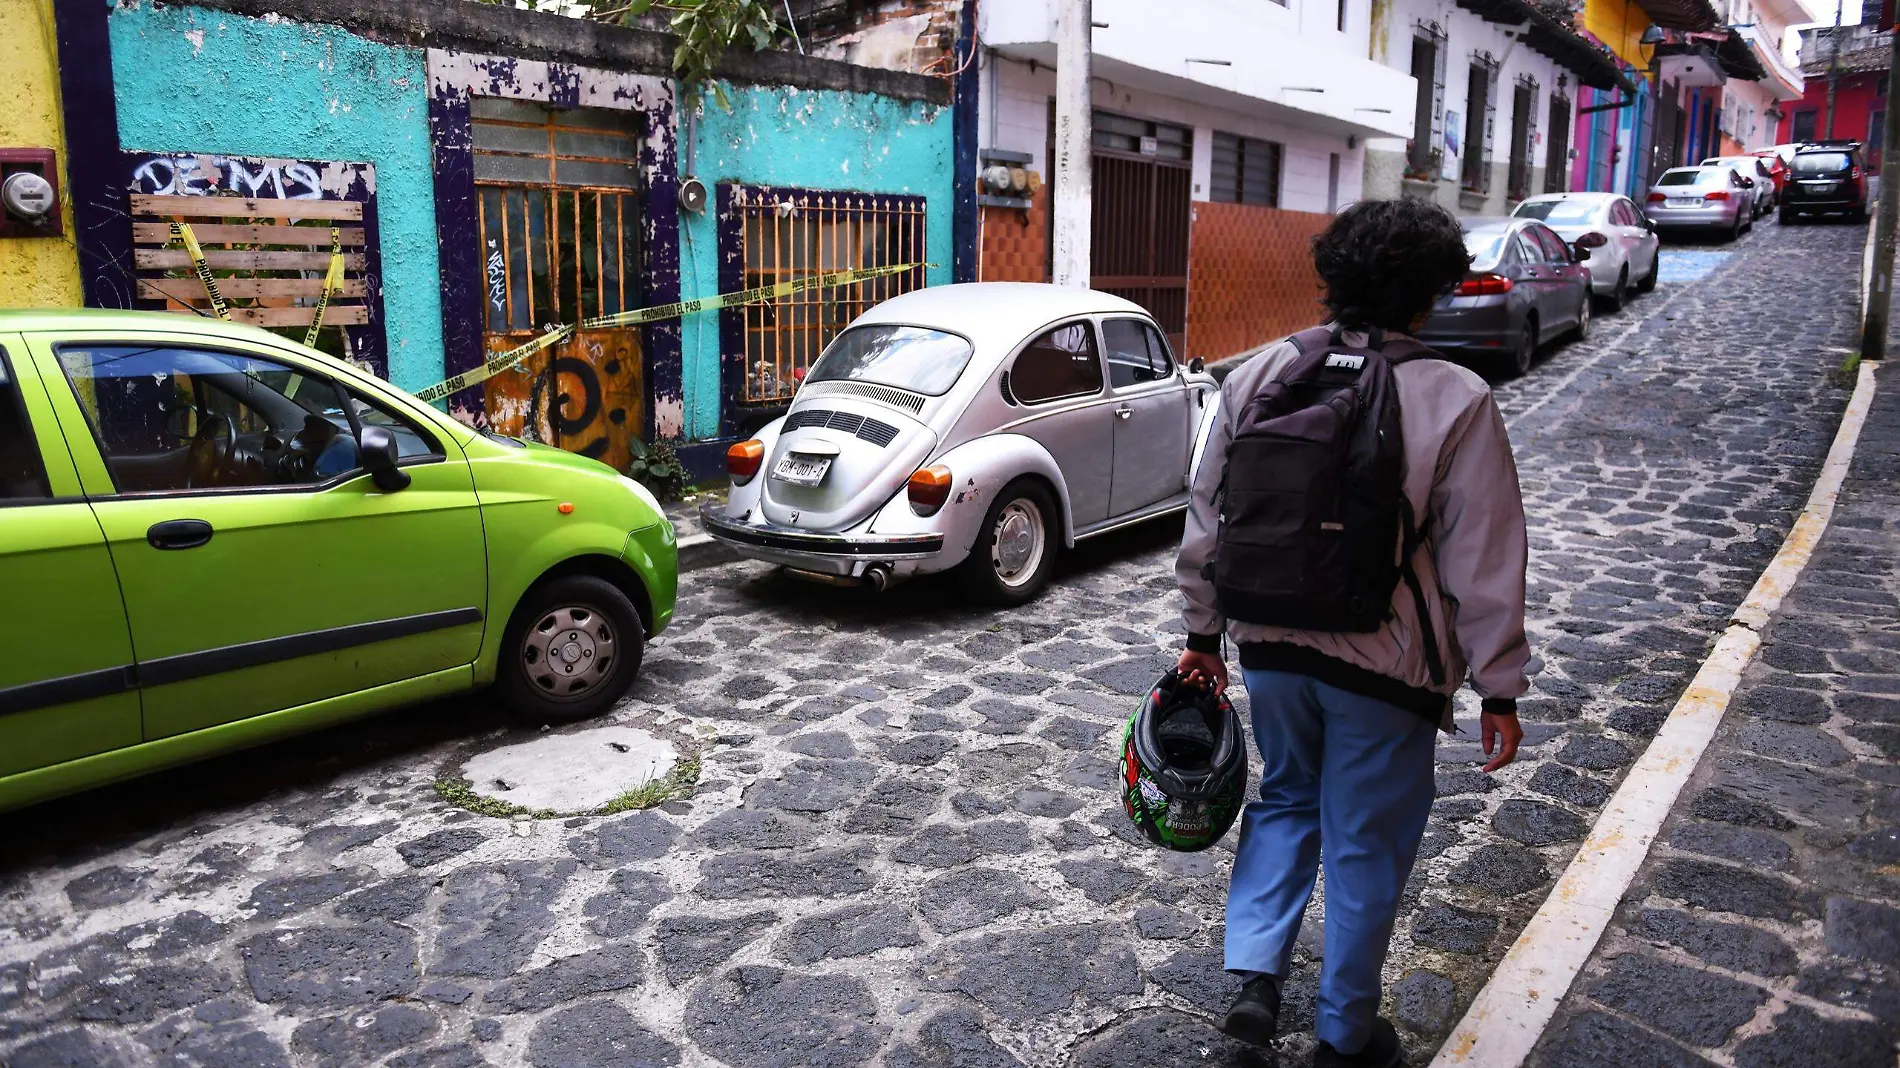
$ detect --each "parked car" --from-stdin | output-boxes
[0,309,678,812]
[1645,165,1755,239]
[1751,149,1791,203]
[1702,155,1778,216]
[1414,217,1594,378]
[702,283,1218,604]
[1781,141,1868,223]
[1512,191,1661,309]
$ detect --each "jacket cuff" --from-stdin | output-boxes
[1185,632,1224,655]
[1481,697,1518,718]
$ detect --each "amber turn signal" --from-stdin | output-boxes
[558,502,575,514]
[907,465,953,516]
[727,440,764,483]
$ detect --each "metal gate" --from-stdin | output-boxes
[1651,82,1680,188]
[472,98,644,471]
[1089,111,1192,353]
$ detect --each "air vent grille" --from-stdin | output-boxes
[782,408,902,448]
[800,381,927,413]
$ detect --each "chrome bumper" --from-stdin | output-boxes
[698,503,944,559]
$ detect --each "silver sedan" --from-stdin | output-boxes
[1512,191,1661,309]
[702,283,1219,604]
[1645,165,1755,240]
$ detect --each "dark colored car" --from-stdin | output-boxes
[1780,141,1867,223]
[1415,217,1594,378]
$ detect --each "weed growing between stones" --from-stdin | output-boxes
[596,757,702,816]
[432,778,557,820]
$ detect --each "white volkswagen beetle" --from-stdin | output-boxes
[701,283,1221,604]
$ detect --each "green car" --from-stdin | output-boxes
[0,309,677,812]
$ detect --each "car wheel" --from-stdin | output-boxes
[1730,212,1745,242]
[1778,205,1794,225]
[1498,317,1536,378]
[1600,266,1626,312]
[958,479,1059,607]
[498,574,646,724]
[1573,292,1592,340]
[1636,251,1659,293]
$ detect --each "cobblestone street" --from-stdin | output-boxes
[0,220,1872,1068]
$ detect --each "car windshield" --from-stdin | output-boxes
[1794,152,1852,174]
[806,324,974,397]
[1657,169,1716,186]
[1463,228,1510,268]
[1513,199,1600,224]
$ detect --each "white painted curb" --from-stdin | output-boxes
[1431,360,1881,1068]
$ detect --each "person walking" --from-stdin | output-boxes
[1175,198,1531,1067]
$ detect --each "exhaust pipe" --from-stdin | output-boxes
[863,565,892,593]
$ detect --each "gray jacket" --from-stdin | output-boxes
[1176,331,1531,724]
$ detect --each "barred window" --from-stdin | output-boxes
[733,187,927,407]
[1211,132,1282,207]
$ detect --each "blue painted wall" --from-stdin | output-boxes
[108,3,445,392]
[678,82,954,440]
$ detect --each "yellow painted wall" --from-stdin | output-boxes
[1584,0,1651,72]
[0,0,82,307]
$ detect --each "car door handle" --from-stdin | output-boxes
[1114,405,1134,420]
[148,519,213,551]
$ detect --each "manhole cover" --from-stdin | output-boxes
[458,726,679,813]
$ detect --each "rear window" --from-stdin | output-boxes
[1513,199,1600,225]
[1794,152,1852,174]
[1657,169,1715,186]
[806,324,974,397]
[1464,229,1510,267]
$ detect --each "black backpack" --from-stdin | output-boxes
[1211,324,1445,685]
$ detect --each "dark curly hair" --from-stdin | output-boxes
[1311,197,1472,332]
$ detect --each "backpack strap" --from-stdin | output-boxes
[1399,497,1448,688]
[1286,326,1336,355]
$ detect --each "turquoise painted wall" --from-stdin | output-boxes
[679,82,954,439]
[108,3,445,392]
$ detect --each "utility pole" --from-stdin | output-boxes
[1860,26,1900,359]
[1827,0,1844,139]
[1052,0,1092,287]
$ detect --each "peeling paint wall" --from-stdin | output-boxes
[107,2,444,390]
[0,0,82,308]
[680,82,953,439]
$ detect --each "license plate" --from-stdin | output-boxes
[1667,198,1700,208]
[772,454,832,486]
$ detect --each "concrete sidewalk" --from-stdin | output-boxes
[1528,363,1900,1068]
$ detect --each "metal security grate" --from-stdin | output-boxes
[735,187,928,406]
[781,408,902,447]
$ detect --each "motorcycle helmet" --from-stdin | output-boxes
[1118,669,1248,852]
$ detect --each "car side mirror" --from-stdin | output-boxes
[1572,245,1591,262]
[1187,357,1206,374]
[359,425,411,492]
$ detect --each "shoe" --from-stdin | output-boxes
[1314,1017,1403,1068]
[1221,975,1282,1048]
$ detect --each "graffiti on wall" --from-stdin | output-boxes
[129,154,377,201]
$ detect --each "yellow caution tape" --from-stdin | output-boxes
[303,227,345,349]
[414,261,928,404]
[170,221,230,322]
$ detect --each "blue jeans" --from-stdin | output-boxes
[1225,668,1438,1053]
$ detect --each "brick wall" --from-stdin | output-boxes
[978,185,1048,283]
[1185,200,1329,363]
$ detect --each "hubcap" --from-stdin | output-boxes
[521,604,617,698]
[991,499,1047,588]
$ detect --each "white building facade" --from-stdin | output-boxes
[974,0,1418,360]
[1363,0,1630,214]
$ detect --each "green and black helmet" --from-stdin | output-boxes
[1118,669,1248,852]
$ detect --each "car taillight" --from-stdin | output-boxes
[1454,273,1513,296]
[1575,232,1608,248]
[1647,192,1666,202]
[1704,190,1730,201]
[726,439,764,483]
[1851,166,1862,179]
[907,465,953,516]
